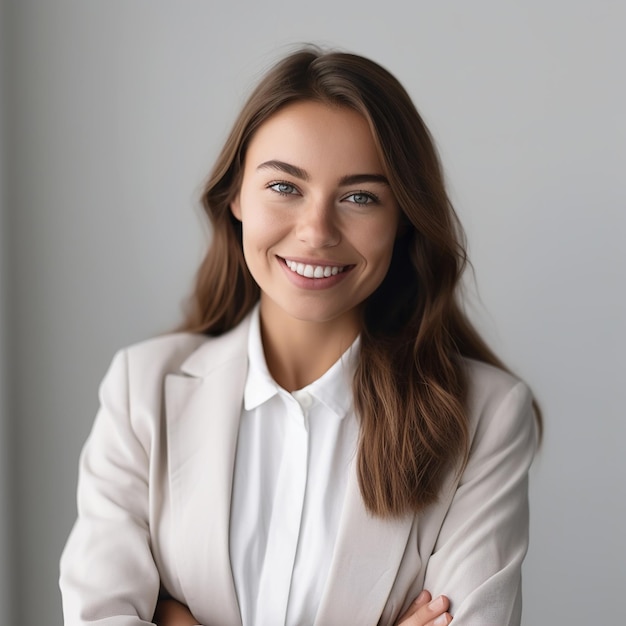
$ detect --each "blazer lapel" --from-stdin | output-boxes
[165,318,251,626]
[315,463,415,625]
[162,313,414,625]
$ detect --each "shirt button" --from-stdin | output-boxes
[292,390,313,410]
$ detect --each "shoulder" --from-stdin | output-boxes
[117,316,253,379]
[119,332,209,375]
[94,319,252,436]
[462,358,536,449]
[463,358,531,410]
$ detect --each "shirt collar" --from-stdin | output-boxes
[243,305,360,419]
[243,305,281,410]
[305,335,359,419]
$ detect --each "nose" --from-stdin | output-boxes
[295,199,341,248]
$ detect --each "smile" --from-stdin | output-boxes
[284,259,347,278]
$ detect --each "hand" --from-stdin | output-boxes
[153,597,200,626]
[396,590,453,626]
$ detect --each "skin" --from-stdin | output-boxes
[397,591,453,626]
[230,100,400,390]
[153,592,452,625]
[154,102,454,624]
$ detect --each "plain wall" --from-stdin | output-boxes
[0,0,12,619]
[4,2,625,624]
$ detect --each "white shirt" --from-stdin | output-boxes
[229,309,360,626]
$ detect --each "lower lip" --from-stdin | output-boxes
[278,257,353,290]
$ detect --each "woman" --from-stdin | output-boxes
[60,47,540,626]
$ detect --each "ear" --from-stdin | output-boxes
[230,193,242,221]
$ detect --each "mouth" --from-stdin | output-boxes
[282,258,349,279]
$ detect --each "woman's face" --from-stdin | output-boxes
[231,100,400,334]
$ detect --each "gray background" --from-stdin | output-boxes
[1,1,625,624]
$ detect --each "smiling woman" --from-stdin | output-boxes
[230,100,400,386]
[59,47,540,626]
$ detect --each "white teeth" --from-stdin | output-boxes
[285,259,345,278]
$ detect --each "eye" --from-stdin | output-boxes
[344,191,378,205]
[268,181,299,196]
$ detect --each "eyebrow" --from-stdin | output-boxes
[257,160,309,180]
[338,173,389,186]
[257,160,389,187]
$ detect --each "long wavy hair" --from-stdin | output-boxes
[181,47,541,517]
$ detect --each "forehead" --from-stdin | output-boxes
[244,100,385,175]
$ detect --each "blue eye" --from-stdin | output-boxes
[346,192,376,205]
[269,182,298,195]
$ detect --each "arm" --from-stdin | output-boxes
[60,350,160,625]
[421,380,537,625]
[153,598,201,626]
[152,592,451,626]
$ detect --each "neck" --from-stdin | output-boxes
[259,300,360,392]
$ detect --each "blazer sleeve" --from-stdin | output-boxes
[421,380,538,626]
[59,349,160,625]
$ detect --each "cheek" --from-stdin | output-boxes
[361,218,399,261]
[364,223,399,287]
[374,244,396,283]
[239,202,290,258]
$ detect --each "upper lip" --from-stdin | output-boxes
[278,255,350,267]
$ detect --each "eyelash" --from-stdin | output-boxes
[267,181,299,196]
[267,181,379,205]
[344,191,379,205]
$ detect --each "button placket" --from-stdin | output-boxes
[255,393,310,626]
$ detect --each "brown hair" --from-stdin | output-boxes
[181,46,541,517]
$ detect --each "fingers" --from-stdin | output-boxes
[397,592,453,626]
[397,590,432,621]
[422,595,452,626]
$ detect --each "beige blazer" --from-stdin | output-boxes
[60,313,537,626]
